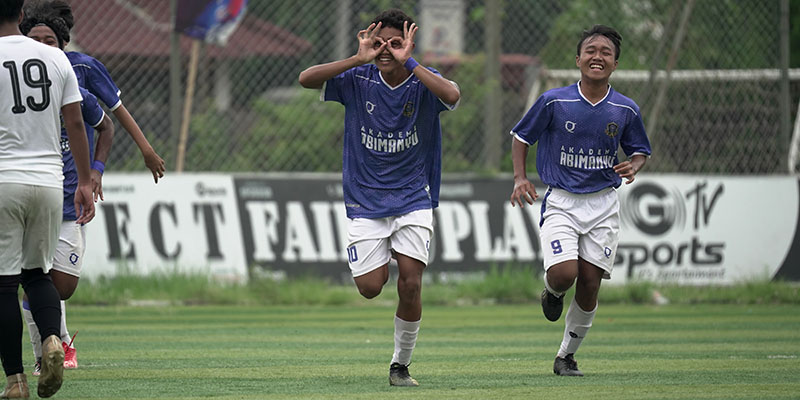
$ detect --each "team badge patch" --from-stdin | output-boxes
[403,101,414,117]
[605,122,619,138]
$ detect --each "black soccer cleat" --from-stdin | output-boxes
[541,289,564,322]
[553,353,584,376]
[389,363,419,386]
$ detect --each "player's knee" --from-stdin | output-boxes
[397,276,421,299]
[358,283,383,299]
[57,286,76,300]
[51,272,78,300]
[547,273,575,292]
[576,277,601,297]
[547,263,578,290]
[354,267,388,298]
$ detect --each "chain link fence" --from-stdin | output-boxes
[65,0,798,175]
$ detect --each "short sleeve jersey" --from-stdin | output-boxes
[511,82,651,193]
[62,87,104,220]
[0,35,83,189]
[323,64,457,219]
[66,51,122,111]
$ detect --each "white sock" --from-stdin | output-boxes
[557,299,596,358]
[391,316,420,366]
[543,273,564,297]
[60,301,72,346]
[22,302,42,359]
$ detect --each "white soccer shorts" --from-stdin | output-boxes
[346,208,433,277]
[52,221,87,277]
[539,187,620,279]
[0,183,62,276]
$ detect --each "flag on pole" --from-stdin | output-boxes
[175,0,247,45]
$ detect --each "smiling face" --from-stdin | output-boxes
[576,34,618,83]
[372,26,406,74]
[27,24,60,48]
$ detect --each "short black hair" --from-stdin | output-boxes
[577,25,622,60]
[19,6,70,48]
[371,8,414,32]
[0,0,24,23]
[25,0,73,29]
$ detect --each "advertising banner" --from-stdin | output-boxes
[83,174,247,281]
[82,173,800,284]
[615,176,798,284]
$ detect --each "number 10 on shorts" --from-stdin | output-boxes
[347,246,358,262]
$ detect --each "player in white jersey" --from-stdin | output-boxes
[299,8,460,386]
[509,25,652,377]
[0,1,94,398]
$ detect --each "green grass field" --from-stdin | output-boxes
[21,303,800,399]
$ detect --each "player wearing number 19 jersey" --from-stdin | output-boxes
[0,1,94,397]
[299,8,460,386]
[510,25,651,377]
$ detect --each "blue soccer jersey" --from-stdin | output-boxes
[323,64,457,218]
[62,87,105,221]
[511,82,651,193]
[66,51,122,111]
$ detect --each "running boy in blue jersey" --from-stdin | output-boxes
[19,9,114,375]
[299,8,460,387]
[509,25,651,377]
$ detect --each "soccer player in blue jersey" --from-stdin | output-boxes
[298,8,460,387]
[19,10,114,375]
[24,0,165,184]
[509,25,651,377]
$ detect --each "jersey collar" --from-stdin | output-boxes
[576,80,611,107]
[379,70,414,90]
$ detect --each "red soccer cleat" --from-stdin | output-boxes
[62,331,78,369]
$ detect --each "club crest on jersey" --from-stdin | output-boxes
[605,122,619,138]
[403,101,414,117]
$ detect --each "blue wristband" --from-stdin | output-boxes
[92,160,105,175]
[404,57,419,71]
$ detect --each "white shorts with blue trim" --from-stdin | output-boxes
[539,187,619,279]
[346,209,433,277]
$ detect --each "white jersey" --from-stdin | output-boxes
[0,35,82,189]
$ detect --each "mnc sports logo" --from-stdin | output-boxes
[620,182,686,235]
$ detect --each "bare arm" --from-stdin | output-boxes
[62,102,95,224]
[510,137,538,207]
[410,65,460,105]
[298,22,386,89]
[91,114,114,201]
[389,22,460,105]
[112,104,165,183]
[298,56,365,89]
[613,154,648,184]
